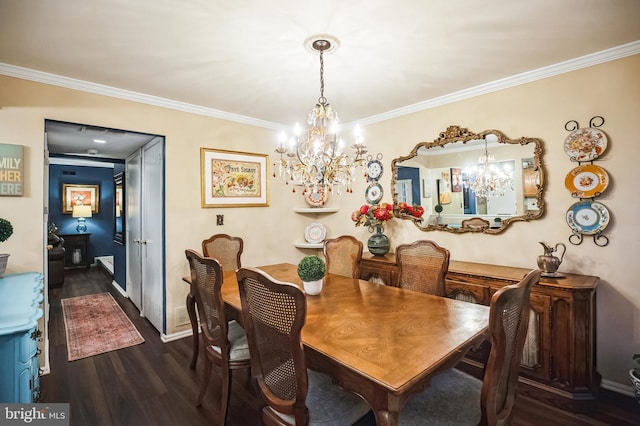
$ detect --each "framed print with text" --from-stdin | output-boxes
[200,148,269,207]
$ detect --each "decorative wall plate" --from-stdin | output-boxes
[564,164,609,198]
[304,222,326,244]
[365,183,383,204]
[366,159,383,181]
[564,128,608,161]
[566,200,609,235]
[305,188,328,207]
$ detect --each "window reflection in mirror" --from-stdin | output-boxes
[391,126,545,234]
[114,172,125,244]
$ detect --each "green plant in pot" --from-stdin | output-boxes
[434,204,444,225]
[630,354,640,404]
[297,255,326,296]
[0,217,14,278]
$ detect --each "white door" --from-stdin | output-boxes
[140,137,164,332]
[395,179,413,205]
[126,151,142,311]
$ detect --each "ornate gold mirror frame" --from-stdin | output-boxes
[392,125,545,234]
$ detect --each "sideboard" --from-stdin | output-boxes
[359,253,600,413]
[0,272,44,403]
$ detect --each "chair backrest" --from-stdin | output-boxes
[236,267,310,424]
[201,234,243,271]
[461,217,490,230]
[396,240,450,296]
[481,269,541,426]
[185,249,231,353]
[323,235,363,279]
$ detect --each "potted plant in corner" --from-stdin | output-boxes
[297,255,326,295]
[0,217,14,278]
[630,354,640,405]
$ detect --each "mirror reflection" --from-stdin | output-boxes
[114,172,125,244]
[392,126,545,233]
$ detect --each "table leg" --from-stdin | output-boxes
[186,293,198,369]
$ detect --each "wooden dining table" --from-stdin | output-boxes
[185,263,489,425]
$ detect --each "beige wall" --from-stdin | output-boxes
[0,54,638,391]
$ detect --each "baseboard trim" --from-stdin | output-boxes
[111,280,127,298]
[161,328,193,343]
[601,378,635,398]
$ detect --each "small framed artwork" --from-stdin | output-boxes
[200,148,269,207]
[422,178,431,198]
[62,184,100,214]
[438,178,452,205]
[451,168,462,193]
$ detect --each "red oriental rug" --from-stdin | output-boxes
[61,293,145,361]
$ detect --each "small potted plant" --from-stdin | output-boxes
[434,204,444,225]
[493,217,503,228]
[630,354,640,404]
[297,255,326,295]
[0,217,14,278]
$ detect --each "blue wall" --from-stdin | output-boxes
[49,161,127,289]
[397,166,421,205]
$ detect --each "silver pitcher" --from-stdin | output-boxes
[537,242,566,275]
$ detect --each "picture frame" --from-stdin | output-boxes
[62,184,100,214]
[451,167,462,193]
[437,177,452,205]
[200,148,269,207]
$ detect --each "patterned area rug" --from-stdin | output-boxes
[62,293,145,361]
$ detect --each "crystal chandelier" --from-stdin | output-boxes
[468,138,513,199]
[274,38,367,196]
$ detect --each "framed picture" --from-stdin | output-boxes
[451,167,462,192]
[200,148,269,207]
[437,178,452,205]
[422,178,431,198]
[62,184,99,214]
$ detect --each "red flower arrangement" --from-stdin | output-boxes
[396,202,425,220]
[352,202,394,228]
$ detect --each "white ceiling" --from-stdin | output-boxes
[1,0,639,158]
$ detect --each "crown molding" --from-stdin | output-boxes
[0,63,280,130]
[1,41,638,129]
[357,40,640,126]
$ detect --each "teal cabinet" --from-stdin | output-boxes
[0,272,44,403]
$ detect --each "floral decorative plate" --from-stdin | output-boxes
[305,188,328,207]
[304,222,326,244]
[566,200,610,235]
[564,128,608,161]
[365,183,383,204]
[564,164,609,198]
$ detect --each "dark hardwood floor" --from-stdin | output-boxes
[41,267,640,425]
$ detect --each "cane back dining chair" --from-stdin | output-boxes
[461,217,491,231]
[396,240,450,296]
[185,249,251,425]
[188,234,243,370]
[323,235,363,279]
[201,233,244,271]
[236,266,371,426]
[399,269,541,426]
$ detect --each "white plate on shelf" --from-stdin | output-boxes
[304,223,326,244]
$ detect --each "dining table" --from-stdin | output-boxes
[185,263,490,426]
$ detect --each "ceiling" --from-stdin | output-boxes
[1,1,639,159]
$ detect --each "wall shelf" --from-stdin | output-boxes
[293,207,339,214]
[294,242,323,249]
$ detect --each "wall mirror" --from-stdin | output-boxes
[391,125,545,234]
[113,172,125,244]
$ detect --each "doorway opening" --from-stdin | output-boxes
[44,119,166,343]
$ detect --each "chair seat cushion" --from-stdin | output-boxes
[210,320,250,360]
[270,369,371,426]
[399,368,482,426]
